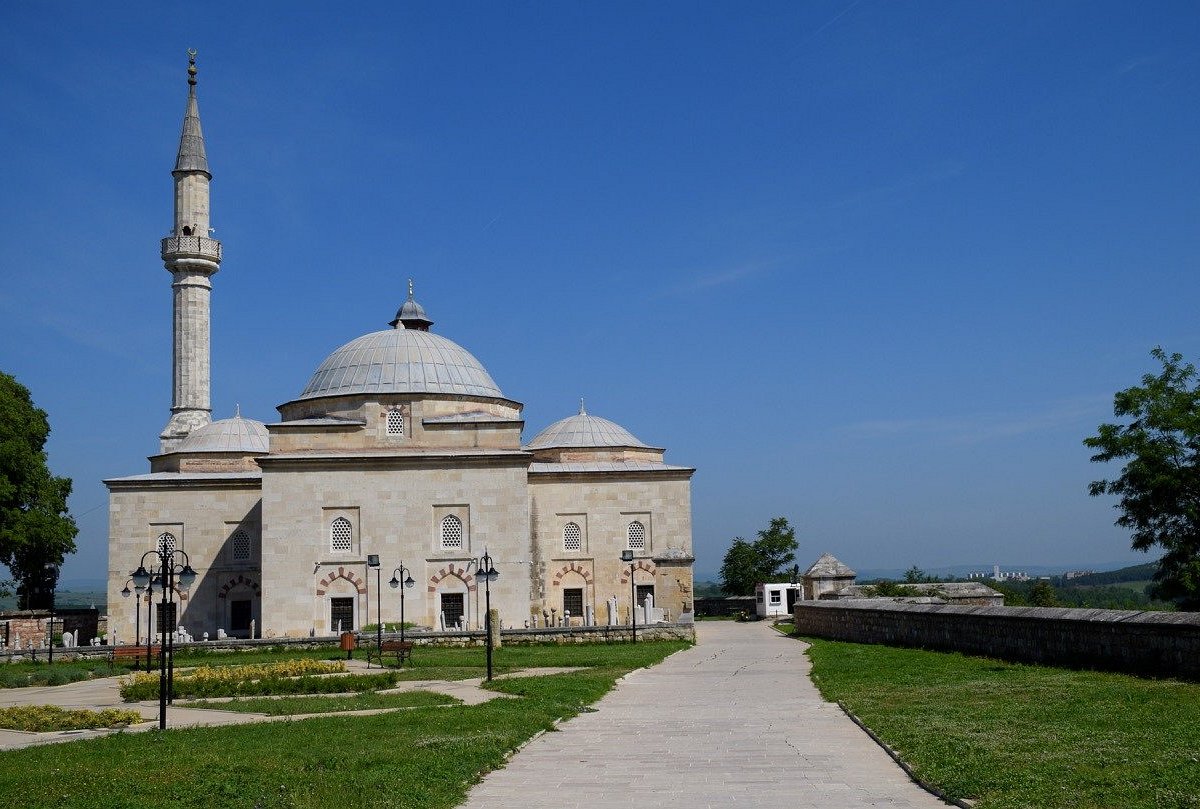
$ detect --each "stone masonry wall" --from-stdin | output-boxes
[794,600,1200,679]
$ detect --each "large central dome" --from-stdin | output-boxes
[299,327,503,400]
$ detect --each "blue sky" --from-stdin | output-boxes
[2,2,1198,584]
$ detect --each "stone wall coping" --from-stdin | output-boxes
[797,599,1200,627]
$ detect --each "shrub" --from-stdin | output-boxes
[0,705,142,732]
[120,667,397,701]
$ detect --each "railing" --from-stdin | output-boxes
[161,235,222,261]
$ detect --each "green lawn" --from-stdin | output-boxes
[803,637,1200,809]
[186,690,459,715]
[0,640,688,808]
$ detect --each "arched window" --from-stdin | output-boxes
[563,522,582,552]
[386,409,404,437]
[441,515,463,550]
[330,518,353,553]
[231,529,251,562]
[627,521,645,551]
[157,532,177,555]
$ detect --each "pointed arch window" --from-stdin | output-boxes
[330,518,353,553]
[563,522,582,552]
[440,515,463,550]
[627,521,645,552]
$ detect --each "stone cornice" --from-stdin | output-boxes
[527,468,695,483]
[105,473,262,492]
[257,449,532,472]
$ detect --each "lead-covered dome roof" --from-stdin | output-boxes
[176,414,269,454]
[526,404,652,450]
[299,327,503,400]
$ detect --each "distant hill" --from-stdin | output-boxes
[1057,563,1158,589]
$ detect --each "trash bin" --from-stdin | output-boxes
[340,631,356,659]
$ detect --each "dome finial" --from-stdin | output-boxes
[187,48,198,88]
[408,278,414,299]
[235,403,241,418]
[579,397,586,416]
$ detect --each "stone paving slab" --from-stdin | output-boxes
[461,621,951,809]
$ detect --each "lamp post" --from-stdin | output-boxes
[44,562,58,664]
[621,549,637,643]
[367,554,381,654]
[388,564,416,643]
[131,547,197,731]
[468,550,499,681]
[120,580,143,671]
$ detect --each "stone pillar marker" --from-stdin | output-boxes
[488,608,500,650]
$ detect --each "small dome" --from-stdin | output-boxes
[526,405,650,450]
[176,414,269,454]
[299,328,503,400]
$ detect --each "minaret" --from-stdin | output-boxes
[159,50,221,452]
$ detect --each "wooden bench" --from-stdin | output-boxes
[110,645,161,670]
[364,640,414,668]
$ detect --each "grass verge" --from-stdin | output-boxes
[0,639,688,808]
[0,661,129,688]
[803,637,1200,809]
[186,690,459,715]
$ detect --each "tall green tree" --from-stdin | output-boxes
[718,517,798,595]
[0,372,77,608]
[1085,348,1200,609]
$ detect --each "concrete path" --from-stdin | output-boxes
[462,621,950,809]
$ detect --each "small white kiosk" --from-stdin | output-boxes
[755,582,803,617]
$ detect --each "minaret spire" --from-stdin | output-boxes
[159,49,222,453]
[174,49,209,176]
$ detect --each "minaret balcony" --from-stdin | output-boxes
[161,235,222,262]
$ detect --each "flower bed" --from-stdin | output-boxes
[119,659,398,701]
[0,705,143,732]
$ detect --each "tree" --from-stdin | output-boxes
[1085,348,1200,610]
[0,372,77,609]
[1029,580,1059,607]
[718,517,799,595]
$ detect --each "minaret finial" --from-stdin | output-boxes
[579,398,586,415]
[187,49,198,88]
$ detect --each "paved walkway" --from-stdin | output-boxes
[462,621,949,809]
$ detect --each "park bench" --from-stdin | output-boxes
[364,640,414,668]
[110,645,161,670]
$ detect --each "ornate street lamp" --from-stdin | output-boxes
[44,562,58,664]
[388,564,416,644]
[367,554,382,654]
[120,580,144,671]
[621,549,637,643]
[468,550,499,681]
[131,547,197,730]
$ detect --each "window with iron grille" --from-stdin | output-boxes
[441,515,463,550]
[157,532,177,555]
[330,518,353,553]
[636,584,655,606]
[386,409,404,436]
[627,521,645,551]
[563,522,581,551]
[231,529,251,562]
[563,587,584,617]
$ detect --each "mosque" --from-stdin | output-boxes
[104,56,695,640]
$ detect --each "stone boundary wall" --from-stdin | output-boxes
[1,622,694,662]
[793,600,1200,679]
